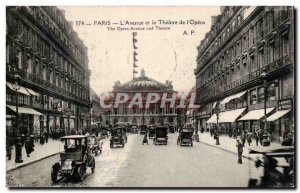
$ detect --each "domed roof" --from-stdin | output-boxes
[113,69,173,91]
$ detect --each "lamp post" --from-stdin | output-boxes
[260,71,268,134]
[215,102,220,133]
[12,73,23,163]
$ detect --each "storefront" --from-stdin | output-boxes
[267,98,293,142]
[6,105,43,136]
[238,107,275,133]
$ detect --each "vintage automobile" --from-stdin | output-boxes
[153,126,168,145]
[177,129,194,146]
[169,125,175,133]
[88,135,103,156]
[122,127,128,143]
[99,127,109,139]
[148,127,155,139]
[140,125,148,135]
[51,135,95,182]
[248,146,294,188]
[110,127,126,148]
[131,125,138,134]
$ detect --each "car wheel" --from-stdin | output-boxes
[76,165,85,182]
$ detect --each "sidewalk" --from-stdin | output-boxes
[6,139,63,172]
[199,132,280,160]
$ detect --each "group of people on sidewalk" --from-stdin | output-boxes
[209,126,294,165]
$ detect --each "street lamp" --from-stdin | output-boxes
[12,73,23,163]
[260,71,268,134]
[215,102,220,133]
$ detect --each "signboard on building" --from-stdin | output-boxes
[278,98,293,110]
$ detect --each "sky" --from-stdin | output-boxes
[61,7,221,95]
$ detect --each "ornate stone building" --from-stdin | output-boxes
[105,69,179,126]
[6,6,91,137]
[195,6,294,142]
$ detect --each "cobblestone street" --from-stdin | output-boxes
[7,133,260,187]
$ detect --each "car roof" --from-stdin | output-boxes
[60,135,87,139]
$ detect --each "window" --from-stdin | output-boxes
[250,89,257,105]
[268,12,274,32]
[282,36,289,57]
[258,87,265,103]
[258,51,264,67]
[269,44,275,63]
[268,84,277,101]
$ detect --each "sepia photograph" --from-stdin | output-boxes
[5,5,295,188]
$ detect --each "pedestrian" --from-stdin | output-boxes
[259,129,263,145]
[232,128,237,139]
[214,130,220,145]
[246,130,252,146]
[236,139,243,164]
[43,131,49,143]
[6,138,12,160]
[255,129,259,146]
[30,135,35,148]
[241,131,246,147]
[34,131,39,143]
[25,137,34,157]
[142,133,148,145]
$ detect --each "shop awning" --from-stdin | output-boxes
[25,88,38,96]
[267,110,291,122]
[7,105,43,115]
[218,108,246,123]
[6,83,31,96]
[206,114,217,124]
[206,113,225,124]
[220,91,247,105]
[238,108,275,121]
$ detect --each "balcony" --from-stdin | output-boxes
[199,54,293,103]
[7,68,90,106]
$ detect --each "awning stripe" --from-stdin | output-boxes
[267,110,291,122]
[7,105,43,115]
[238,108,275,121]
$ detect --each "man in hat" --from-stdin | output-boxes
[236,139,243,164]
[25,136,34,157]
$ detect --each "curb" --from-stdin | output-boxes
[6,151,63,173]
[199,140,254,161]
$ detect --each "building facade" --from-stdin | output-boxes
[6,6,91,137]
[105,69,179,126]
[90,88,103,126]
[194,6,294,142]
